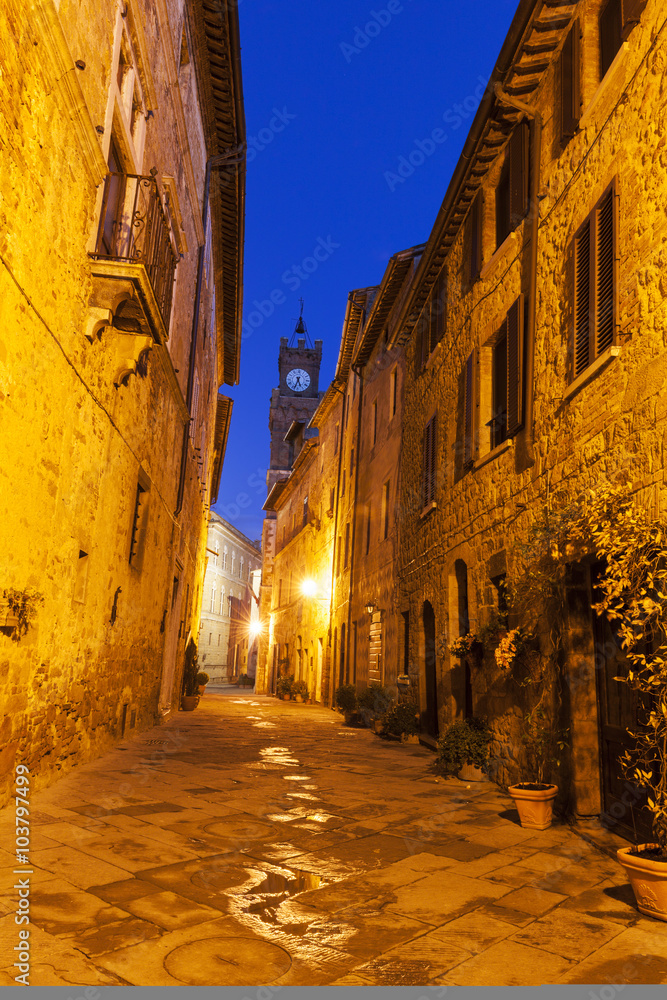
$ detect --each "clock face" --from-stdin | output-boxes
[286,368,310,392]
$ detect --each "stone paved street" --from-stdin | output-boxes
[1,691,666,986]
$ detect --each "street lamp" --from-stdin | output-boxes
[365,600,377,616]
[301,578,318,598]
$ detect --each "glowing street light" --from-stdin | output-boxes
[301,578,318,598]
[248,620,263,641]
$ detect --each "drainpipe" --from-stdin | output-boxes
[175,147,245,517]
[494,84,542,469]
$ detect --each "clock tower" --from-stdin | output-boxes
[266,310,323,495]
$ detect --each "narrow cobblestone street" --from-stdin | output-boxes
[2,692,666,986]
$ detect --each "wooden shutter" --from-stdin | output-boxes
[506,295,525,437]
[560,19,581,141]
[600,0,622,77]
[428,286,438,355]
[509,121,530,228]
[469,193,482,283]
[621,0,647,38]
[573,218,591,377]
[595,187,615,355]
[423,417,436,506]
[463,351,476,467]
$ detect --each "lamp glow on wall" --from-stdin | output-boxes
[301,578,331,602]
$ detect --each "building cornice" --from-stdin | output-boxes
[390,0,578,347]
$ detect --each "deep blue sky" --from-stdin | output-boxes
[213,0,518,541]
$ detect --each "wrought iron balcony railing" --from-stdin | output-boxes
[90,172,179,331]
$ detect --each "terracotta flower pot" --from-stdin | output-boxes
[400,733,420,745]
[197,684,207,696]
[617,845,667,921]
[282,694,290,701]
[295,694,303,703]
[508,783,558,830]
[181,695,199,712]
[458,762,487,781]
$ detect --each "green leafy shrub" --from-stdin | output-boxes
[196,672,210,686]
[436,717,491,773]
[335,684,358,713]
[182,639,199,697]
[357,683,394,719]
[381,702,419,737]
[276,674,294,697]
[293,679,309,698]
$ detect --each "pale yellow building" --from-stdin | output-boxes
[198,514,261,683]
[0,0,245,805]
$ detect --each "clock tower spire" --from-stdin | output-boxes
[266,308,323,495]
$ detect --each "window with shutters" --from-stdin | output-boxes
[462,351,477,469]
[495,122,530,249]
[366,503,372,555]
[484,296,525,451]
[422,416,437,509]
[417,269,447,369]
[371,400,378,447]
[599,0,646,78]
[382,480,390,540]
[560,19,581,143]
[468,192,483,284]
[390,368,398,418]
[344,523,350,568]
[572,183,617,380]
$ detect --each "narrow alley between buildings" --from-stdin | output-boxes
[1,692,665,987]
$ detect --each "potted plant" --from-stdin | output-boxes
[436,717,491,780]
[381,701,420,743]
[276,675,294,701]
[293,679,309,703]
[196,671,209,696]
[335,684,358,724]
[358,683,394,731]
[508,705,568,830]
[181,638,200,711]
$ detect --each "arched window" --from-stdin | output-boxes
[222,547,228,570]
[210,586,216,612]
[220,586,225,614]
[240,556,244,579]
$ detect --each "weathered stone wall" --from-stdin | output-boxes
[0,0,229,804]
[397,0,667,811]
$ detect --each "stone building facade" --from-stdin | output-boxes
[0,0,244,805]
[391,0,664,827]
[258,248,423,706]
[198,514,261,683]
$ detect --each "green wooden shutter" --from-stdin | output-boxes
[560,20,581,141]
[506,295,525,437]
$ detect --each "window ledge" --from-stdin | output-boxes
[580,42,629,128]
[419,500,437,520]
[480,231,519,281]
[563,346,621,402]
[473,437,514,471]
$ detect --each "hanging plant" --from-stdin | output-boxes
[1,588,44,641]
[449,633,481,658]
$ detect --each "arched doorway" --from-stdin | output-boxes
[423,601,438,737]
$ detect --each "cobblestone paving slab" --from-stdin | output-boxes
[2,692,665,985]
